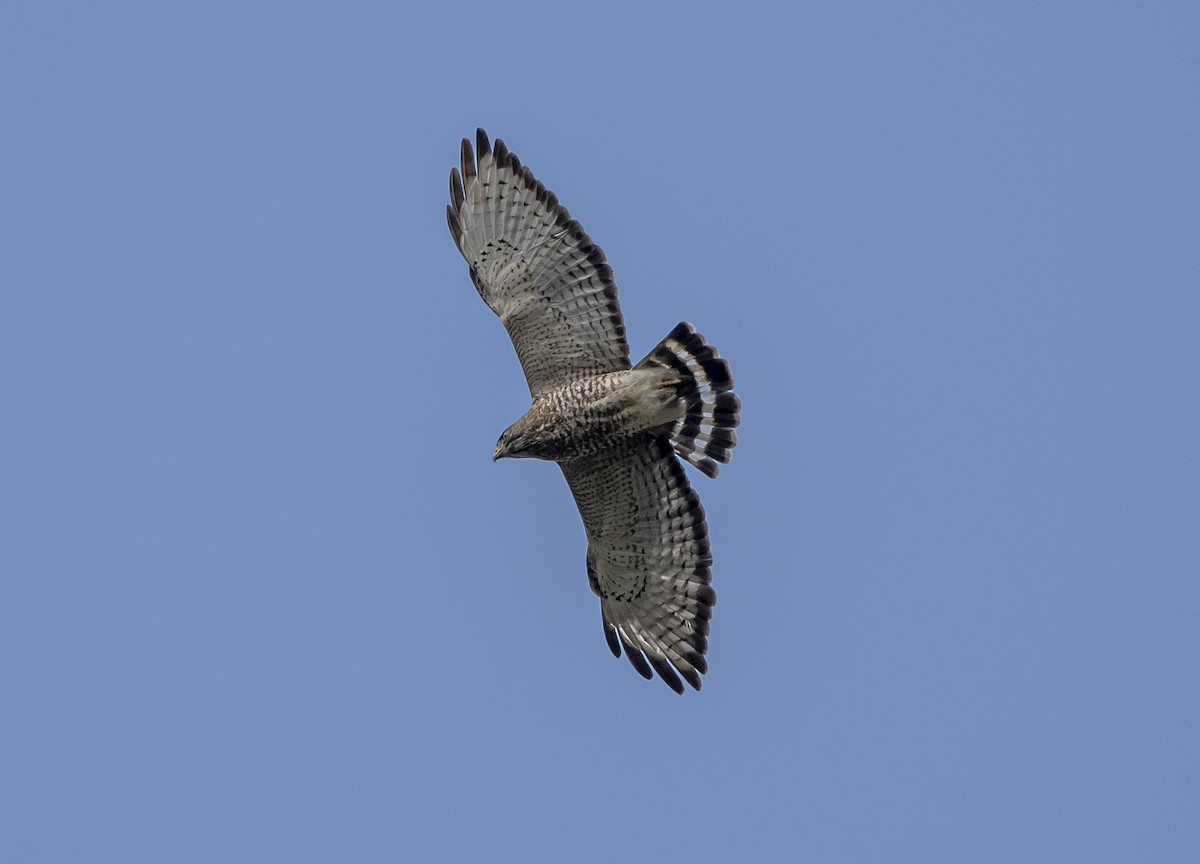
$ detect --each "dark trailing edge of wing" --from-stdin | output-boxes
[617,437,716,694]
[603,595,693,695]
[588,469,714,697]
[446,128,629,363]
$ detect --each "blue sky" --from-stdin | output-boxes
[2,1,1197,861]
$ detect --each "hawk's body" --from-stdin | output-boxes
[446,130,740,693]
[494,368,690,462]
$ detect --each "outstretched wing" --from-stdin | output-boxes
[447,129,630,398]
[561,435,715,694]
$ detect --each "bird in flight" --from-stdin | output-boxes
[446,130,740,693]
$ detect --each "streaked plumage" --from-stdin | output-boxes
[446,129,740,693]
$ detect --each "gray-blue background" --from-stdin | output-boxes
[3,2,1196,861]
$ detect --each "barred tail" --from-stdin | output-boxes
[635,322,741,478]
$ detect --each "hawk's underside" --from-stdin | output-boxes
[446,129,740,693]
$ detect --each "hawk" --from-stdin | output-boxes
[446,130,740,693]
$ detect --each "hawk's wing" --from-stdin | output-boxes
[561,435,715,693]
[447,129,630,398]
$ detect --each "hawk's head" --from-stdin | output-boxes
[494,412,561,461]
[493,427,532,461]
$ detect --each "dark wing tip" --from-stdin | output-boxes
[475,128,491,160]
[460,137,476,182]
[603,617,621,658]
[679,664,703,691]
[449,167,465,209]
[622,637,655,680]
[649,655,685,695]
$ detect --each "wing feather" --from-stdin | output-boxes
[448,129,630,397]
[562,435,716,693]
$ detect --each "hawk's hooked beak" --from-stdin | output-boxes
[494,431,522,461]
[493,438,509,461]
